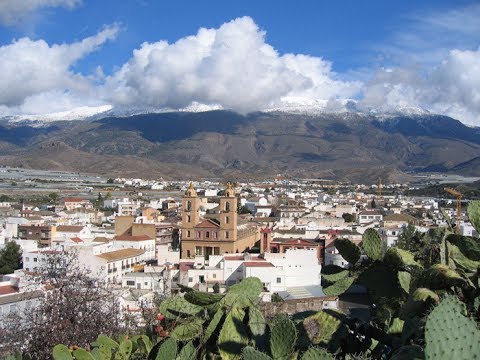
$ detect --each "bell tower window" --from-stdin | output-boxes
[225,201,230,212]
[186,201,192,211]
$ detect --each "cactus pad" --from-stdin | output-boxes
[323,276,355,296]
[425,295,480,359]
[270,314,297,360]
[362,228,383,261]
[334,238,361,265]
[242,346,273,360]
[177,341,197,360]
[156,338,178,360]
[300,347,335,360]
[303,311,342,346]
[416,264,466,290]
[218,306,248,360]
[52,345,73,360]
[170,318,203,341]
[397,271,411,294]
[467,200,480,233]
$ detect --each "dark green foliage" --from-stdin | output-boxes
[269,314,297,359]
[0,241,22,274]
[396,223,421,253]
[271,293,284,302]
[323,276,355,296]
[467,200,480,233]
[415,264,466,290]
[342,213,355,223]
[362,228,383,261]
[446,234,480,261]
[334,238,361,265]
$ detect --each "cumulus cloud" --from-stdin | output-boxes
[104,17,361,114]
[0,0,81,25]
[360,47,480,125]
[0,24,118,114]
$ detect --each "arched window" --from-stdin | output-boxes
[186,201,192,211]
[225,201,230,212]
[206,231,210,238]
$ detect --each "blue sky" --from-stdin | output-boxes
[0,0,479,124]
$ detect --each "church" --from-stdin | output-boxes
[180,183,259,259]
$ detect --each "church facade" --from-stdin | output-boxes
[180,183,259,259]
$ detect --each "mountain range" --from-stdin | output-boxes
[0,110,478,183]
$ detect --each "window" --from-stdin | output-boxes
[187,215,191,223]
[187,230,191,237]
[187,250,191,258]
[33,258,37,262]
[126,280,135,286]
[145,282,148,286]
[9,304,17,314]
[186,201,192,211]
[213,273,216,279]
[225,216,229,224]
[188,277,193,282]
[197,231,201,239]
[25,257,29,262]
[225,231,229,239]
[206,231,210,238]
[225,201,230,212]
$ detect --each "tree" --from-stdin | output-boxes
[0,241,22,274]
[239,205,252,215]
[106,178,114,184]
[0,251,124,359]
[48,192,59,204]
[342,213,355,223]
[396,222,420,252]
[371,198,377,208]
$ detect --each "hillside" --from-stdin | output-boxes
[0,111,478,182]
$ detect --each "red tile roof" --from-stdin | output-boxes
[195,219,220,229]
[0,285,18,295]
[70,237,83,243]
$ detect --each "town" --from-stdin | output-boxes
[0,169,473,328]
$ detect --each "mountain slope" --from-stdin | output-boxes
[0,111,478,182]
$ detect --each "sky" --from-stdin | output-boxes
[0,0,479,124]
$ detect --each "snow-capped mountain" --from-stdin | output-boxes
[1,98,432,125]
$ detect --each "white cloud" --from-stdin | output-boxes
[0,25,118,114]
[360,47,480,125]
[0,0,81,25]
[104,17,361,114]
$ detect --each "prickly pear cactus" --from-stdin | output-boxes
[204,308,225,343]
[156,338,178,360]
[362,228,383,261]
[218,306,249,360]
[242,346,273,360]
[447,234,480,261]
[425,295,480,359]
[389,345,424,360]
[269,314,297,360]
[401,287,439,320]
[323,276,355,296]
[397,271,411,294]
[416,264,466,290]
[52,345,73,360]
[228,277,263,298]
[170,318,203,341]
[322,269,349,283]
[184,289,224,306]
[334,238,361,265]
[177,341,197,360]
[300,347,335,360]
[303,311,342,347]
[158,296,203,319]
[467,200,480,233]
[72,349,95,360]
[384,247,421,268]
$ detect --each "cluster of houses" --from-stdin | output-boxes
[0,179,477,323]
